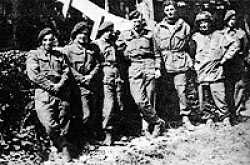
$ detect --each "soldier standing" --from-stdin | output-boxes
[191,11,240,127]
[117,10,165,137]
[223,10,249,123]
[93,21,124,145]
[154,0,194,130]
[62,21,100,143]
[26,28,73,161]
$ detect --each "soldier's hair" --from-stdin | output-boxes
[163,0,177,8]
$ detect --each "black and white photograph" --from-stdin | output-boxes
[0,0,250,164]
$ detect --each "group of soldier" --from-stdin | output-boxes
[25,0,249,162]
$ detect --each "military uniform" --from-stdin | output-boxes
[192,29,240,120]
[223,10,249,118]
[26,47,71,150]
[63,43,100,124]
[93,37,124,131]
[154,18,193,117]
[117,27,162,126]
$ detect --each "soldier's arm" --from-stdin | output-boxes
[152,33,161,70]
[56,53,71,88]
[61,46,88,85]
[221,37,240,64]
[26,51,54,92]
[87,44,101,79]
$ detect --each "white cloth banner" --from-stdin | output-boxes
[57,0,133,31]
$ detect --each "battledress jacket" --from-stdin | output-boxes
[192,30,240,83]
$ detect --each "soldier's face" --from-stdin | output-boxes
[164,5,177,19]
[42,33,54,51]
[227,16,236,28]
[75,30,89,45]
[102,28,114,40]
[199,20,211,33]
[133,19,142,31]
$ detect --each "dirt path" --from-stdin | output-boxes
[44,108,250,165]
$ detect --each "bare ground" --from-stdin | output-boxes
[42,106,250,165]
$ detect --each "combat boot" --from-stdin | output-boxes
[152,118,165,138]
[62,145,72,162]
[222,117,231,128]
[102,130,113,146]
[182,116,196,131]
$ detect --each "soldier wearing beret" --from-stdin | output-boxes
[222,10,249,123]
[93,21,124,145]
[26,28,73,161]
[62,21,101,144]
[117,10,165,137]
[191,11,240,127]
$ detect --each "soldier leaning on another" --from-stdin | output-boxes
[191,11,240,128]
[154,0,195,131]
[26,28,73,162]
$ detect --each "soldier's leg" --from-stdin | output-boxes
[80,94,91,124]
[234,78,246,116]
[102,84,115,130]
[129,73,157,123]
[35,98,68,150]
[210,82,230,121]
[174,72,195,130]
[173,73,190,116]
[129,70,164,137]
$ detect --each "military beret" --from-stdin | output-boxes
[98,21,114,32]
[71,21,90,39]
[37,27,54,42]
[195,11,213,23]
[129,10,142,20]
[163,0,177,8]
[224,10,236,22]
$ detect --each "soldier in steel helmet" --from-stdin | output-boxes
[191,11,240,128]
[26,28,73,161]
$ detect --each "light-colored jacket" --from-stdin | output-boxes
[154,18,193,73]
[192,30,240,83]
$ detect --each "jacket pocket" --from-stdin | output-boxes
[35,89,50,103]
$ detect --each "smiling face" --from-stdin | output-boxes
[199,20,211,33]
[227,15,236,28]
[74,29,89,45]
[102,27,114,40]
[41,33,54,51]
[164,4,177,19]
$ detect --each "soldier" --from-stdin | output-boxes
[117,10,165,137]
[191,11,240,127]
[154,0,194,130]
[26,28,73,161]
[93,21,124,145]
[62,21,101,143]
[223,10,249,123]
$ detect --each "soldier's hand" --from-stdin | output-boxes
[51,83,62,94]
[155,69,161,79]
[220,58,226,65]
[81,75,93,85]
